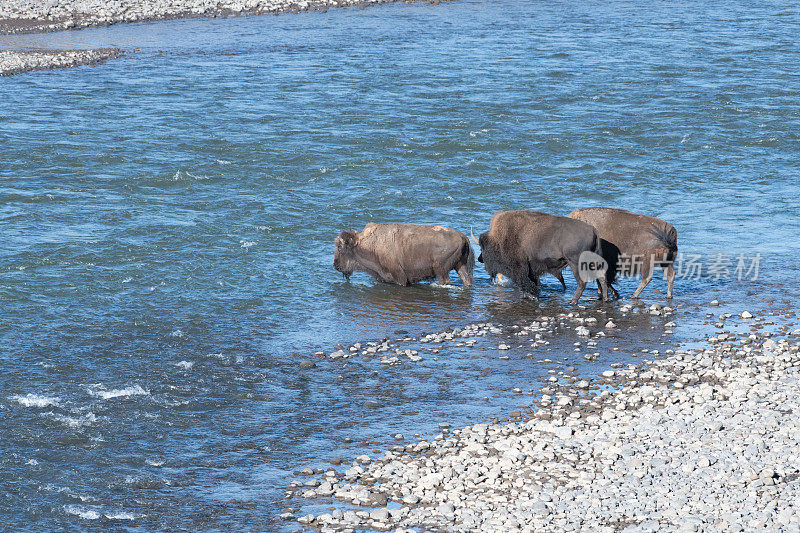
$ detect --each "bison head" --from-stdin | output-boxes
[476,233,503,279]
[333,230,358,279]
[471,226,500,277]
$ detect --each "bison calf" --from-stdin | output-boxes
[568,207,678,298]
[474,210,608,304]
[333,223,474,287]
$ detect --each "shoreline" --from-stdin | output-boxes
[0,48,122,76]
[0,0,443,76]
[287,312,800,531]
[0,0,435,36]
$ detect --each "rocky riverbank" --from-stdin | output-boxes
[287,320,800,532]
[0,0,436,75]
[0,48,122,76]
[0,0,426,35]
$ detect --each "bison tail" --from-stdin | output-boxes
[464,238,475,281]
[648,223,678,253]
[594,234,618,285]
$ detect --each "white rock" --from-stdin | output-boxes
[370,508,390,521]
[554,426,573,439]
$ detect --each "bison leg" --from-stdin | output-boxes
[570,268,587,305]
[609,284,620,300]
[597,273,609,302]
[437,272,452,285]
[664,262,675,299]
[631,255,654,298]
[553,269,566,290]
[597,279,619,299]
[520,277,540,297]
[515,265,539,297]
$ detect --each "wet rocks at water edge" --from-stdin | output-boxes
[324,323,499,365]
[316,309,653,370]
[289,332,800,532]
[0,48,122,76]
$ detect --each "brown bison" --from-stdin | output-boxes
[568,207,678,298]
[333,223,474,286]
[473,210,608,304]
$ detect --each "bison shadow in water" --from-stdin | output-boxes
[329,281,475,334]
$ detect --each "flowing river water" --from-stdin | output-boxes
[1,0,799,529]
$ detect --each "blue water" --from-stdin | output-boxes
[2,0,800,530]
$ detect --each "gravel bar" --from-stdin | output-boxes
[0,0,436,35]
[287,323,800,532]
[0,48,122,76]
[0,0,440,75]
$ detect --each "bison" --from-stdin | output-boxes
[333,223,474,286]
[568,207,678,299]
[473,210,608,304]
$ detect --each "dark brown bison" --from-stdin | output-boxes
[473,210,608,304]
[568,207,678,299]
[333,223,474,286]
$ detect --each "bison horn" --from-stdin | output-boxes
[470,226,479,244]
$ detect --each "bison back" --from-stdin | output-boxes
[488,210,600,274]
[362,223,469,283]
[569,207,677,256]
